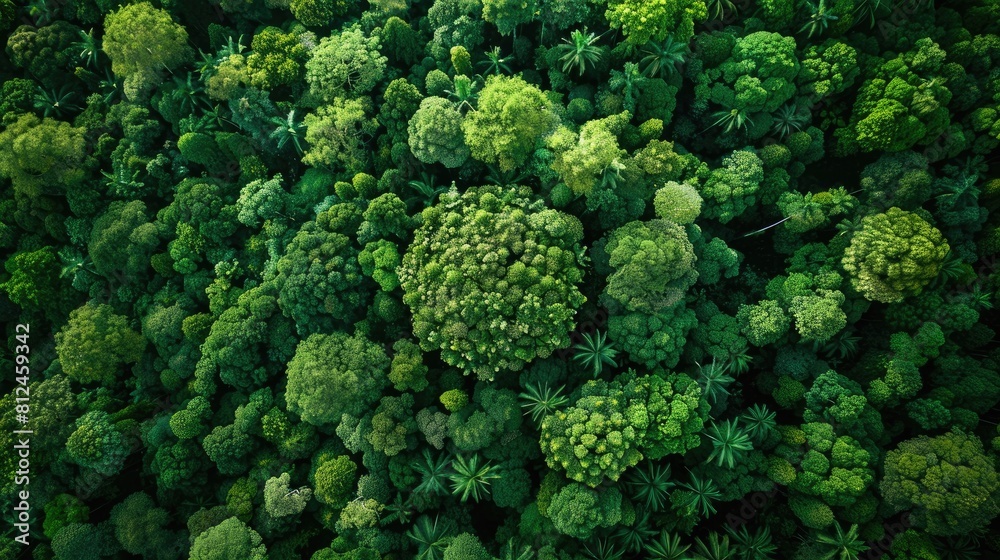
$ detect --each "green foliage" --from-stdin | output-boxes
[572,330,618,377]
[8,2,1000,558]
[303,98,379,173]
[285,331,390,426]
[841,208,950,303]
[102,2,192,99]
[65,411,128,476]
[462,75,559,171]
[408,97,470,168]
[704,418,754,469]
[605,0,707,44]
[399,185,586,379]
[601,218,698,313]
[190,517,267,560]
[0,113,89,199]
[306,27,387,101]
[55,303,146,384]
[547,483,623,539]
[881,431,1000,536]
[448,454,500,502]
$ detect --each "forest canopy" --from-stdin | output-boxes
[2,0,1000,559]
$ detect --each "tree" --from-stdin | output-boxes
[55,303,146,384]
[190,517,267,560]
[0,113,89,199]
[291,0,348,26]
[88,200,160,285]
[547,115,626,195]
[1,246,70,315]
[546,483,623,539]
[408,97,470,168]
[553,28,604,76]
[273,202,367,334]
[482,0,536,35]
[109,493,180,560]
[237,174,288,227]
[313,455,357,508]
[285,331,390,426]
[303,98,379,173]
[5,21,79,88]
[399,185,587,379]
[699,149,765,224]
[608,305,699,369]
[540,383,644,487]
[653,182,703,225]
[841,208,950,303]
[264,473,313,518]
[462,75,559,171]
[736,300,790,347]
[306,27,387,101]
[102,2,192,99]
[604,0,708,44]
[881,431,1000,536]
[65,411,129,476]
[245,26,309,90]
[600,218,698,313]
[837,39,951,154]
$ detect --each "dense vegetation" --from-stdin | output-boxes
[2,0,1000,558]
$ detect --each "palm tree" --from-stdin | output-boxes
[740,404,777,444]
[412,449,453,496]
[444,75,478,112]
[771,103,809,139]
[677,472,723,517]
[695,357,736,406]
[815,523,867,560]
[640,35,687,78]
[405,173,450,208]
[705,418,754,469]
[499,538,534,560]
[727,524,778,560]
[813,330,862,362]
[554,28,604,76]
[710,107,754,134]
[706,0,739,21]
[34,86,81,118]
[72,29,102,69]
[27,0,57,25]
[448,454,500,503]
[581,537,625,560]
[518,381,570,425]
[269,109,307,155]
[930,534,984,560]
[646,530,690,560]
[573,330,618,377]
[626,461,674,511]
[172,72,212,116]
[382,493,414,526]
[854,0,891,29]
[478,46,513,76]
[407,515,454,560]
[800,0,840,39]
[610,511,658,553]
[693,532,736,560]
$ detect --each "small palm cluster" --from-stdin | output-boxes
[411,450,500,504]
